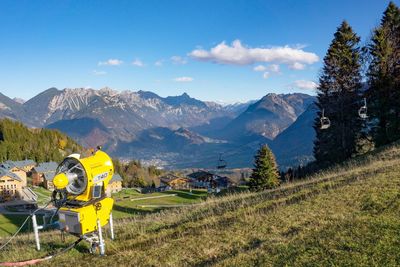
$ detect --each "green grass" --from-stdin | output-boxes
[0,214,31,237]
[112,189,207,218]
[1,142,400,266]
[31,186,52,205]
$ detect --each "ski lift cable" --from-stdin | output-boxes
[211,143,258,166]
[169,142,256,168]
[193,141,258,165]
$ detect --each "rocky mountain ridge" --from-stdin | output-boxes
[0,87,317,169]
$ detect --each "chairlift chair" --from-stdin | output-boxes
[358,98,368,119]
[216,153,227,169]
[320,109,331,130]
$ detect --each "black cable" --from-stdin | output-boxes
[45,237,83,259]
[0,237,83,266]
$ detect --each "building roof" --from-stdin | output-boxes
[110,173,123,183]
[0,167,22,182]
[187,170,214,180]
[43,171,57,182]
[214,176,232,185]
[34,162,58,173]
[214,176,230,182]
[159,173,188,184]
[32,162,58,182]
[2,159,36,169]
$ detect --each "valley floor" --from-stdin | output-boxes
[1,143,400,266]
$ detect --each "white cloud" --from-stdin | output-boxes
[98,59,123,66]
[92,70,107,76]
[132,59,144,67]
[289,62,306,70]
[267,64,280,73]
[154,60,164,67]
[189,40,319,67]
[255,64,280,79]
[174,76,193,82]
[292,80,318,90]
[171,56,187,65]
[253,65,266,72]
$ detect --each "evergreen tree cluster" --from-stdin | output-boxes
[366,2,400,146]
[314,2,400,168]
[279,165,308,183]
[0,118,82,163]
[113,158,164,188]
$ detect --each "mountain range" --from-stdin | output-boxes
[0,87,317,170]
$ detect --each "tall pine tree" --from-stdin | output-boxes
[366,2,400,146]
[314,21,363,166]
[248,144,279,191]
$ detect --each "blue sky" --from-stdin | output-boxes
[0,0,397,103]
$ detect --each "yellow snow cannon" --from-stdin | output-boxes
[51,148,115,255]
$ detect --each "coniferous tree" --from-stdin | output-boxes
[0,118,82,163]
[314,21,363,166]
[366,2,400,146]
[248,144,279,191]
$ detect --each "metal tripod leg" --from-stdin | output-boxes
[32,214,40,251]
[97,219,105,255]
[109,213,114,240]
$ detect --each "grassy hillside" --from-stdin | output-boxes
[1,142,400,266]
[0,189,207,238]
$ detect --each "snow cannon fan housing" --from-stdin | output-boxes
[53,150,114,202]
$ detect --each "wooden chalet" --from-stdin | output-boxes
[187,170,233,189]
[159,173,190,189]
[106,173,123,196]
[31,162,58,187]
